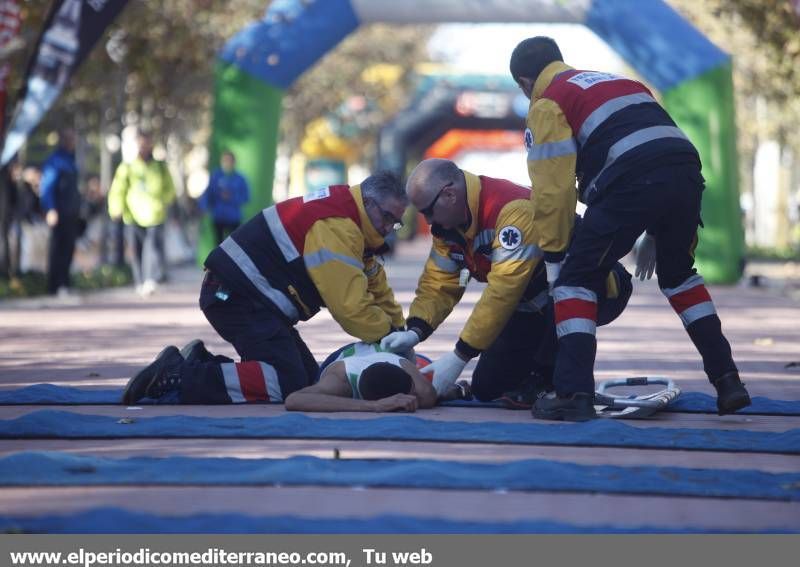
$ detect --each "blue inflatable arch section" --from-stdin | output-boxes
[208,0,742,282]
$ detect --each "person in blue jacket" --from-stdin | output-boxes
[40,128,81,295]
[201,150,250,244]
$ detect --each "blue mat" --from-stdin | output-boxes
[0,385,180,406]
[1,508,791,534]
[2,410,799,454]
[2,452,798,501]
[2,384,798,416]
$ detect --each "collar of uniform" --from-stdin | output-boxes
[462,170,481,239]
[533,61,573,101]
[350,184,385,250]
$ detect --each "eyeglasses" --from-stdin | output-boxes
[418,183,451,218]
[367,197,404,231]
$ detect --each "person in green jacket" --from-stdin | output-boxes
[108,130,176,296]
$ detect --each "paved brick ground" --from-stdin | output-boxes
[1,237,799,531]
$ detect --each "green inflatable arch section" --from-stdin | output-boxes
[206,0,743,283]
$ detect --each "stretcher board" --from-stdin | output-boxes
[594,377,681,419]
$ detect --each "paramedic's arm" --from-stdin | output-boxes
[527,98,578,262]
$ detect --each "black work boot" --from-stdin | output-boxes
[712,371,751,415]
[439,380,473,402]
[121,346,183,405]
[498,371,553,410]
[532,392,597,422]
[180,339,213,364]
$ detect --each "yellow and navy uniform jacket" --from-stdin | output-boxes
[406,172,545,358]
[525,61,699,263]
[204,185,404,343]
[108,157,176,227]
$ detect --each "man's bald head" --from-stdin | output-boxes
[406,158,467,229]
[406,158,461,207]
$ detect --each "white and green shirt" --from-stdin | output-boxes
[334,343,404,399]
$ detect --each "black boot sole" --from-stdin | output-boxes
[717,392,751,416]
[121,346,178,405]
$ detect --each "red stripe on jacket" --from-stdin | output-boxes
[274,185,361,253]
[542,70,655,136]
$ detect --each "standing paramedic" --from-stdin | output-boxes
[121,172,408,405]
[509,36,750,421]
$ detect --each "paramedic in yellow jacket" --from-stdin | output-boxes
[380,159,543,399]
[379,159,633,405]
[122,171,407,406]
[108,130,176,296]
[511,36,748,420]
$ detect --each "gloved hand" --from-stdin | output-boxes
[380,330,420,354]
[545,261,562,293]
[635,233,657,281]
[421,351,469,397]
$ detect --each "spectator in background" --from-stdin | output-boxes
[80,174,111,265]
[19,165,43,222]
[2,160,42,278]
[10,165,46,276]
[108,130,176,296]
[40,128,81,296]
[200,150,250,244]
[0,162,17,278]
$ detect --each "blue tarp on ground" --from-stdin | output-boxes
[2,452,799,501]
[2,410,799,455]
[2,385,799,416]
[1,508,792,534]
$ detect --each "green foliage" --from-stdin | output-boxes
[4,0,268,149]
[281,23,433,159]
[4,3,430,165]
[0,264,132,299]
[670,0,800,148]
[71,263,133,290]
[746,245,800,261]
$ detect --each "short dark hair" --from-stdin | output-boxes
[358,362,413,401]
[361,170,406,205]
[510,36,563,82]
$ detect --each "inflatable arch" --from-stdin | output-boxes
[376,75,527,173]
[208,0,743,283]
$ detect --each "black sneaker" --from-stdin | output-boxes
[532,392,597,422]
[180,339,213,364]
[712,371,751,415]
[121,346,183,405]
[453,380,473,401]
[439,380,473,402]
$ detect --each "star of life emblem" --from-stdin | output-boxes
[499,226,522,250]
[524,128,533,151]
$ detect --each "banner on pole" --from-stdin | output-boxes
[0,0,21,136]
[0,0,129,166]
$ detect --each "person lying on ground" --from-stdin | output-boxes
[121,339,437,412]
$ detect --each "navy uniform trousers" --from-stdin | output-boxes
[552,161,738,396]
[170,271,319,404]
[471,262,632,401]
